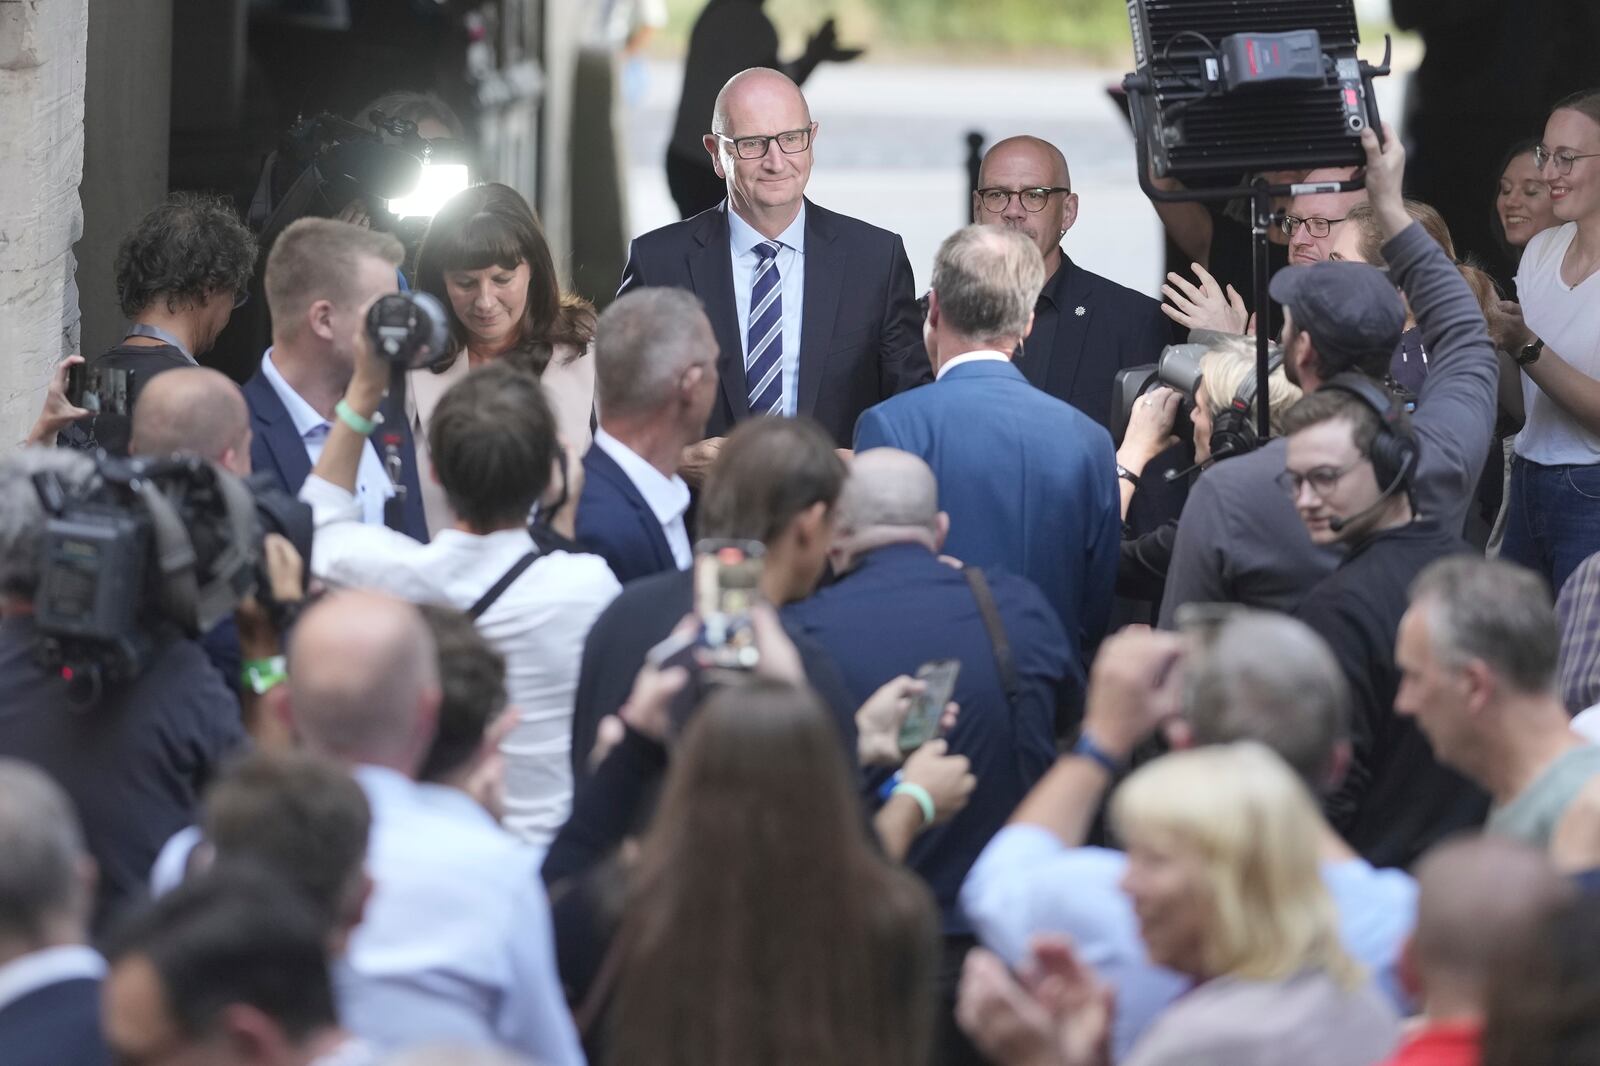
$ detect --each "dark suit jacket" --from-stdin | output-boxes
[618,199,931,445]
[0,975,110,1066]
[575,444,679,585]
[784,544,1069,933]
[568,569,859,783]
[854,359,1120,703]
[242,367,428,542]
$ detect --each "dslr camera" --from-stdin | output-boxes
[366,290,452,370]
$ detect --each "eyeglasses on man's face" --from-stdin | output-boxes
[1275,459,1363,499]
[1279,214,1348,238]
[1533,144,1600,176]
[976,187,1071,214]
[715,126,814,160]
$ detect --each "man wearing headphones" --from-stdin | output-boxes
[1280,377,1489,868]
[1159,123,1501,627]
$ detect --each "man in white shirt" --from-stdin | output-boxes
[576,288,719,584]
[282,590,584,1065]
[301,347,620,845]
[0,760,108,1066]
[242,217,429,540]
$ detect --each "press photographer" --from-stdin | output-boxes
[0,448,251,934]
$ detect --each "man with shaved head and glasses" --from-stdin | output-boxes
[619,67,928,472]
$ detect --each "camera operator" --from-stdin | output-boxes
[1160,125,1500,626]
[0,449,246,936]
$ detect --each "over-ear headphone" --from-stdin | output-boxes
[1318,373,1420,490]
[1206,349,1284,461]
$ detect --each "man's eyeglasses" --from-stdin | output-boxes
[233,289,250,310]
[1279,214,1348,238]
[1275,460,1363,498]
[715,126,814,160]
[917,290,931,320]
[1533,144,1600,176]
[976,187,1071,214]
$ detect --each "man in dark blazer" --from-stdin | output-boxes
[576,289,720,585]
[974,136,1184,529]
[618,66,928,469]
[245,217,428,541]
[855,225,1120,705]
[0,762,111,1066]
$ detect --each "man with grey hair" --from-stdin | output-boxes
[0,760,109,1066]
[1397,556,1600,851]
[963,615,1418,1059]
[0,448,243,934]
[576,287,719,583]
[856,224,1120,701]
[283,590,582,1066]
[785,446,1070,1063]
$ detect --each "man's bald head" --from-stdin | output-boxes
[130,368,251,474]
[831,449,946,569]
[711,67,810,137]
[287,590,441,774]
[973,136,1078,266]
[1409,835,1570,1011]
[979,136,1071,190]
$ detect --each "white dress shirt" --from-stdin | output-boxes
[260,350,394,527]
[0,945,105,1014]
[729,203,806,416]
[592,428,692,569]
[299,474,622,845]
[337,765,584,1066]
[935,349,1012,381]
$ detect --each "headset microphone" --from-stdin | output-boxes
[1164,442,1241,482]
[1327,464,1408,533]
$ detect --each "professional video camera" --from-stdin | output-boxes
[29,455,301,701]
[1111,342,1206,448]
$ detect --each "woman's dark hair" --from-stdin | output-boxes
[1482,893,1600,1066]
[697,417,847,545]
[608,681,939,1066]
[114,192,258,318]
[1489,138,1544,263]
[414,183,595,376]
[428,361,558,530]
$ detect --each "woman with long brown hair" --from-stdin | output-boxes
[410,183,596,535]
[604,680,940,1066]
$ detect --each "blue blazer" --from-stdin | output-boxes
[617,199,931,446]
[575,445,679,585]
[785,543,1070,932]
[242,369,428,542]
[854,359,1120,680]
[0,976,110,1066]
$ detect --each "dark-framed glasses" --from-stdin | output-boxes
[1533,144,1600,175]
[1279,214,1347,238]
[917,290,932,320]
[976,187,1071,213]
[1275,460,1362,498]
[715,126,814,160]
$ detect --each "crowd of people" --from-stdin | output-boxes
[5,55,1600,1066]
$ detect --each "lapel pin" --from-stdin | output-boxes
[1074,305,1087,317]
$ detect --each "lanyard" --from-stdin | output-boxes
[124,323,196,363]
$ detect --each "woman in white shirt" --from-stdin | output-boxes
[1502,89,1600,593]
[412,183,597,537]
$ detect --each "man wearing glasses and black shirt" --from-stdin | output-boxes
[619,66,928,472]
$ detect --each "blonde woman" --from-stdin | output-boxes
[959,743,1398,1066]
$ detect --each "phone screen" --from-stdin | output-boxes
[693,539,765,669]
[898,658,960,754]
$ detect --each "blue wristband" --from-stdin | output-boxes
[876,770,904,803]
[1072,733,1127,777]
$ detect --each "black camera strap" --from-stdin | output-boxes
[468,550,540,621]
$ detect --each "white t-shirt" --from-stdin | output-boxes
[1514,222,1600,465]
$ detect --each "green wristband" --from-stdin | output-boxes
[891,781,937,827]
[334,399,383,437]
[241,655,287,696]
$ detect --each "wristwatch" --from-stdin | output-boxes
[1516,339,1544,367]
[1116,463,1140,488]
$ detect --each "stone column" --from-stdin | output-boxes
[0,0,89,450]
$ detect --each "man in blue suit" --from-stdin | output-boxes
[244,218,428,541]
[0,762,110,1066]
[618,66,928,472]
[576,288,719,585]
[854,225,1120,701]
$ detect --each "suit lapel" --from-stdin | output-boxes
[797,201,843,419]
[1041,255,1096,407]
[687,204,748,426]
[243,371,312,492]
[590,447,675,568]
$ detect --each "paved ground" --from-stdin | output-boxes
[622,57,1410,299]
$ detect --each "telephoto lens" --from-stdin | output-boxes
[365,291,451,370]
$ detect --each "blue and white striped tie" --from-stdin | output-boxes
[745,241,785,416]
